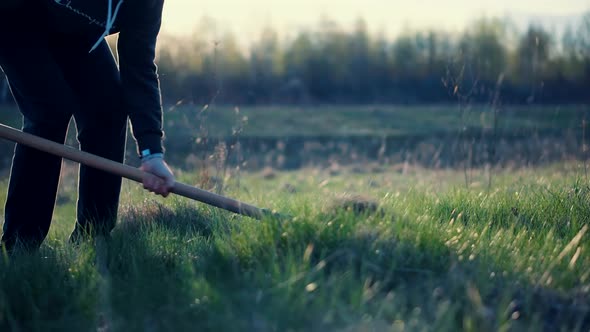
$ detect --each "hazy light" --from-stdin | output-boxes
[161,0,589,41]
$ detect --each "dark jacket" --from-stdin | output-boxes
[43,0,165,156]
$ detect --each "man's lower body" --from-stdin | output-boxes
[0,7,127,250]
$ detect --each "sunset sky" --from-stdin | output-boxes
[160,0,589,41]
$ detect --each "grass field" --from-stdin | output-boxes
[2,104,589,138]
[1,104,588,171]
[0,161,589,331]
[162,104,589,138]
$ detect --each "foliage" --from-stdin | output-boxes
[148,14,590,105]
[0,163,589,331]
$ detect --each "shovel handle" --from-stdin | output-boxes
[0,123,266,219]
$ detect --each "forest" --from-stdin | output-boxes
[150,14,590,105]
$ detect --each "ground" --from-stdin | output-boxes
[0,104,589,331]
[0,161,589,331]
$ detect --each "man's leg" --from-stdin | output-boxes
[2,118,70,250]
[0,9,74,250]
[54,39,128,241]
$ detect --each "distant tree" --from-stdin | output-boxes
[515,25,552,77]
[249,27,283,103]
[426,31,438,74]
[546,25,583,82]
[391,32,423,80]
[315,18,354,100]
[514,25,552,101]
[283,32,315,102]
[577,12,590,79]
[349,19,372,101]
[458,18,509,83]
[216,32,249,102]
[368,33,392,101]
[150,14,588,105]
[157,32,212,104]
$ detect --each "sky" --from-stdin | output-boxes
[160,0,589,42]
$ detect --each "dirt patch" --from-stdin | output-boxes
[326,193,382,216]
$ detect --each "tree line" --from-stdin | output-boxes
[1,14,589,106]
[155,14,589,106]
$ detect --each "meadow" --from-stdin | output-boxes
[0,104,589,331]
[1,104,588,171]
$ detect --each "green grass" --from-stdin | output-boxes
[4,104,584,139]
[163,104,589,138]
[0,162,589,331]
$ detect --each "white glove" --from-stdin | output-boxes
[139,154,175,197]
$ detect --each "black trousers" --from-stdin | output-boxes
[0,7,127,249]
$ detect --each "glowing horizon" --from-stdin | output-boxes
[161,0,589,42]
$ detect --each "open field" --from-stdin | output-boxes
[0,162,589,331]
[2,104,588,172]
[3,103,587,138]
[161,104,589,138]
[161,104,590,171]
[0,103,589,330]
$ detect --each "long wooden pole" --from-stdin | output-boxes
[0,123,270,220]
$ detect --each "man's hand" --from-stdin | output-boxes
[139,157,175,197]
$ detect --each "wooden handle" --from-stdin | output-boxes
[0,123,266,220]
